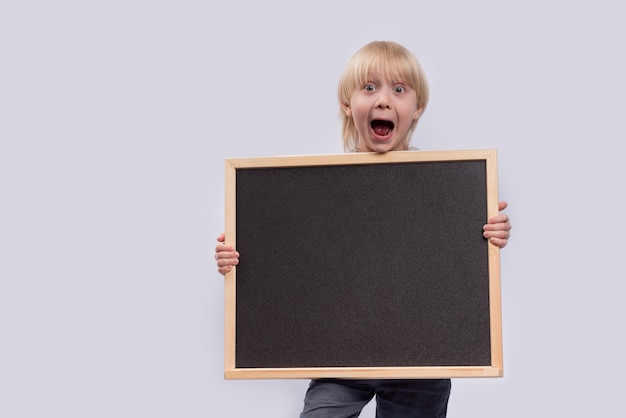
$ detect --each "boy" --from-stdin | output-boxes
[215,41,511,417]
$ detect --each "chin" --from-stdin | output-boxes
[359,137,403,153]
[369,146,394,154]
[374,140,403,153]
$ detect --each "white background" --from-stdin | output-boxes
[2,1,625,417]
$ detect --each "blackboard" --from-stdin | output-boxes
[224,150,502,379]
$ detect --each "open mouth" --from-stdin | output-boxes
[371,120,394,137]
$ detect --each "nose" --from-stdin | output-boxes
[375,89,392,109]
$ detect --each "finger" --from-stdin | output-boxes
[485,213,510,227]
[483,223,511,233]
[216,232,226,242]
[483,230,511,240]
[215,248,239,260]
[483,228,510,239]
[215,237,233,251]
[498,201,508,211]
[217,256,239,267]
[217,257,239,276]
[488,236,508,248]
[218,265,233,275]
[215,244,233,254]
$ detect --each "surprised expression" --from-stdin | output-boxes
[344,73,422,153]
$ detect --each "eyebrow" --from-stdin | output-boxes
[360,76,410,87]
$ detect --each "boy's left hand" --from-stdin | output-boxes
[483,201,511,248]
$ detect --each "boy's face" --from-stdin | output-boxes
[344,73,421,153]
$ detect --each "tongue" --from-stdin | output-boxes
[372,120,393,136]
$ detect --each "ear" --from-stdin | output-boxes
[412,107,422,121]
[343,104,352,118]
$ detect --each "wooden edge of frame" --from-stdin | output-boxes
[485,150,503,373]
[225,365,503,380]
[225,149,497,169]
[224,159,237,375]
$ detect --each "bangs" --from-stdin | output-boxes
[352,52,419,90]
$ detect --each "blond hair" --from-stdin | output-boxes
[337,41,429,152]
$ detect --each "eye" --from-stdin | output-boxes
[364,84,376,92]
[393,85,406,94]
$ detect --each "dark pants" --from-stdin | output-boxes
[300,379,451,418]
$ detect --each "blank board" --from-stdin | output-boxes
[224,150,502,379]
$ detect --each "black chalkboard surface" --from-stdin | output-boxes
[224,150,502,379]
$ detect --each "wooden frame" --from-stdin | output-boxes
[224,149,502,379]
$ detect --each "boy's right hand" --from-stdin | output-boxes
[215,233,239,275]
